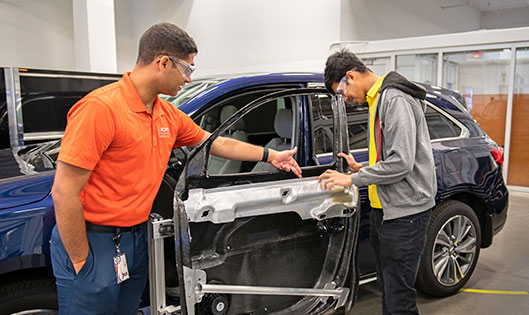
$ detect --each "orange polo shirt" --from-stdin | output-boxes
[58,72,205,226]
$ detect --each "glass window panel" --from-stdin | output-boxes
[396,54,438,85]
[161,80,220,108]
[310,94,368,159]
[362,57,391,77]
[346,106,368,150]
[442,49,512,146]
[19,74,120,134]
[424,105,461,140]
[507,47,529,186]
[311,94,334,156]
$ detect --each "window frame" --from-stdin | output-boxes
[426,101,469,142]
[309,93,370,162]
[207,93,300,176]
[311,98,470,163]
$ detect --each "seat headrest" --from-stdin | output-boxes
[220,105,245,130]
[274,109,292,139]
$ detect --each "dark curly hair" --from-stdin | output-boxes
[324,48,369,93]
[136,23,198,66]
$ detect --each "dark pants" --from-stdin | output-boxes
[369,209,431,315]
[50,224,148,315]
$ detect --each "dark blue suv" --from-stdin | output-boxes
[0,73,508,314]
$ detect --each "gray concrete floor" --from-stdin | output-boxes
[349,190,529,315]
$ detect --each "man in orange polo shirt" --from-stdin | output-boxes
[50,23,302,315]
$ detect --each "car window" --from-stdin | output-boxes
[346,105,369,150]
[311,96,464,155]
[194,92,296,175]
[310,94,368,160]
[161,80,221,108]
[425,104,462,140]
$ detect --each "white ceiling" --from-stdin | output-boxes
[440,0,529,11]
[471,0,529,11]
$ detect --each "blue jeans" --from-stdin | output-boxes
[370,209,431,315]
[50,224,148,315]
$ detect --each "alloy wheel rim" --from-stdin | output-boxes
[432,214,477,286]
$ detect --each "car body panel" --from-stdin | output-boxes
[0,174,54,210]
[0,195,54,274]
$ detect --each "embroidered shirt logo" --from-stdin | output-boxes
[158,127,170,138]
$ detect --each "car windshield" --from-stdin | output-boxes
[160,80,220,107]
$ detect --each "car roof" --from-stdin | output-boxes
[179,72,324,114]
[179,72,466,116]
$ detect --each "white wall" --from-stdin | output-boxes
[0,0,75,70]
[115,0,341,76]
[0,0,523,76]
[340,0,481,41]
[72,0,117,73]
[115,0,485,76]
[113,0,135,72]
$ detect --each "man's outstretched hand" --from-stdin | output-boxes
[269,147,302,178]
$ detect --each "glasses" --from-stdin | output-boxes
[336,76,348,96]
[164,55,196,80]
[336,68,360,96]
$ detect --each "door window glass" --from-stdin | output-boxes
[310,94,368,162]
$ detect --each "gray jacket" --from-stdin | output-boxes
[350,72,437,220]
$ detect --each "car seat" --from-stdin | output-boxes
[208,105,248,174]
[252,108,293,173]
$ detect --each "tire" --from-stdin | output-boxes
[0,278,58,315]
[417,200,481,297]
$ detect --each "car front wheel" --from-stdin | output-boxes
[417,200,481,297]
[0,277,58,315]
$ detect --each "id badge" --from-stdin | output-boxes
[113,253,130,284]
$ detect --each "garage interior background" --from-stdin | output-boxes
[1,0,528,191]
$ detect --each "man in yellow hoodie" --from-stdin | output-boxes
[320,49,436,315]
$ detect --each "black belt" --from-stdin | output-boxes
[86,221,145,233]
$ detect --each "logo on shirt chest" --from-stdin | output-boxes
[158,127,170,138]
